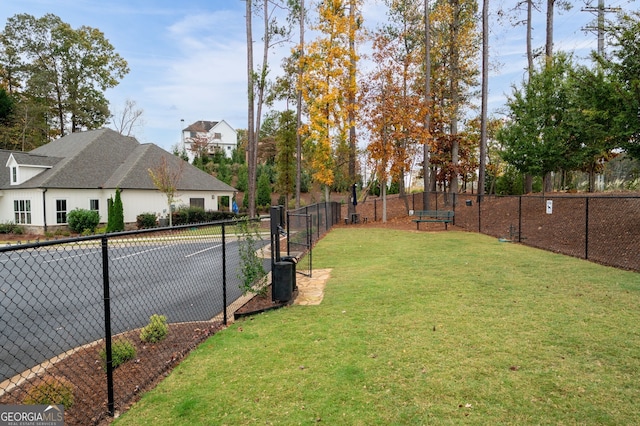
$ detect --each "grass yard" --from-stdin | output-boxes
[113,229,640,425]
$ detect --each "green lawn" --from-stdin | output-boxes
[114,229,640,425]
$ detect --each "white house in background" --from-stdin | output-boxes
[181,120,237,162]
[0,128,237,234]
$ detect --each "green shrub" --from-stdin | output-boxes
[140,314,168,343]
[23,376,75,409]
[257,173,272,207]
[136,213,158,229]
[171,208,238,225]
[67,208,100,233]
[107,188,125,232]
[0,221,23,234]
[100,339,137,371]
[236,218,268,296]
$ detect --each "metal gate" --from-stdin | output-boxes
[287,213,312,277]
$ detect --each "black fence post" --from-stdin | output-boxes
[518,196,522,243]
[101,236,115,417]
[308,214,313,278]
[222,222,228,325]
[316,204,321,241]
[374,199,377,222]
[477,194,481,233]
[585,197,589,260]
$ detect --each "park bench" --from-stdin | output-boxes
[344,213,368,225]
[412,210,454,230]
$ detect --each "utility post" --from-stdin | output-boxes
[582,0,621,56]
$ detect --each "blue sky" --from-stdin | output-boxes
[1,0,636,151]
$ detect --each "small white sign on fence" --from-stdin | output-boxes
[546,200,553,214]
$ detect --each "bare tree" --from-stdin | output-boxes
[110,98,144,137]
[186,134,212,167]
[148,157,185,227]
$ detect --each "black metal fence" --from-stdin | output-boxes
[0,220,269,425]
[456,193,640,272]
[401,191,640,272]
[287,202,341,277]
[0,203,340,426]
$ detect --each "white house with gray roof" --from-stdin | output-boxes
[181,119,237,162]
[0,128,237,233]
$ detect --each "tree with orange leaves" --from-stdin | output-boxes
[361,0,431,219]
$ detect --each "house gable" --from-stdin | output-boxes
[182,119,237,160]
[5,152,60,186]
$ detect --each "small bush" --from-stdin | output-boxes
[0,221,23,234]
[67,209,100,233]
[100,339,137,371]
[140,314,168,343]
[171,207,238,225]
[23,376,75,409]
[136,213,158,229]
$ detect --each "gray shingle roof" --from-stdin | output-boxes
[184,120,219,133]
[2,128,236,192]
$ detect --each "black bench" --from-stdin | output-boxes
[412,210,454,230]
[344,213,368,224]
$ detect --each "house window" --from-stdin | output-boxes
[213,132,222,139]
[11,167,17,184]
[90,199,99,212]
[13,200,31,224]
[190,198,205,209]
[56,199,67,224]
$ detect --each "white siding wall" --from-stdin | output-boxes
[43,188,111,226]
[0,188,235,229]
[0,188,45,225]
[17,166,48,185]
[209,121,237,158]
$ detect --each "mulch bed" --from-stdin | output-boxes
[234,284,296,319]
[0,322,223,426]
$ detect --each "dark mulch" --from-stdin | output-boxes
[0,322,223,426]
[234,285,295,319]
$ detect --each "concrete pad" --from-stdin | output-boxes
[293,269,332,306]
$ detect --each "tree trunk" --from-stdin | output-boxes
[347,0,357,218]
[478,0,489,197]
[246,0,257,217]
[423,0,431,211]
[545,0,554,62]
[543,0,555,195]
[449,0,460,198]
[295,0,305,209]
[524,0,535,193]
[382,178,387,223]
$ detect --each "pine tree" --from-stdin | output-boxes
[106,196,114,233]
[113,188,124,232]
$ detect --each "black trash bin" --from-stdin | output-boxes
[280,255,298,291]
[272,261,293,302]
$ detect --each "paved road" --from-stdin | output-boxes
[0,237,271,382]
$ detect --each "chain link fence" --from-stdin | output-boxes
[287,202,341,277]
[456,193,640,271]
[362,191,639,272]
[0,220,268,425]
